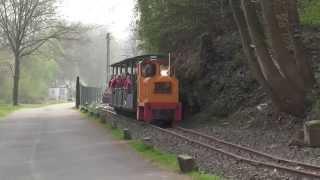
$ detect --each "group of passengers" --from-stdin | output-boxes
[108,73,133,93]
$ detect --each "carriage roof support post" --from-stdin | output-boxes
[126,63,129,74]
[131,62,134,75]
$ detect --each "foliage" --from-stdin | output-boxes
[136,0,233,52]
[300,0,320,26]
[0,0,79,105]
[136,0,320,53]
[0,52,58,103]
[19,56,58,103]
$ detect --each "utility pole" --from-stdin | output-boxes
[106,33,111,86]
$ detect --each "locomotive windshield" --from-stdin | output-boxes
[142,63,156,77]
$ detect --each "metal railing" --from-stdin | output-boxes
[75,76,102,108]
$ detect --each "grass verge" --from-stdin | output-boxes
[85,112,222,180]
[0,105,21,118]
[0,103,57,119]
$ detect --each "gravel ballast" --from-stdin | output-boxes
[100,110,314,180]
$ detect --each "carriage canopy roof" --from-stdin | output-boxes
[110,54,167,67]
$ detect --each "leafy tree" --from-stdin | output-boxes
[0,0,74,105]
[0,47,58,104]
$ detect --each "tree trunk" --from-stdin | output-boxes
[230,0,281,111]
[260,0,305,92]
[241,0,305,116]
[12,54,20,106]
[287,0,315,89]
[229,0,267,87]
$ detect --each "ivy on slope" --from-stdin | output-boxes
[136,0,233,52]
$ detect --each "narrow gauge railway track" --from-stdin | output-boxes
[174,127,320,173]
[161,126,320,179]
[101,108,320,179]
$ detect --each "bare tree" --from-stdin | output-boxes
[0,0,73,105]
[229,0,315,117]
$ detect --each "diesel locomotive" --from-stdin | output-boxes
[106,54,182,126]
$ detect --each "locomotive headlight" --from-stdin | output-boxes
[154,82,172,94]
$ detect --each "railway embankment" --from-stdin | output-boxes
[174,28,320,179]
[83,106,221,180]
[94,106,320,180]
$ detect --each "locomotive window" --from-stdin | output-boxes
[142,63,156,77]
[154,82,172,94]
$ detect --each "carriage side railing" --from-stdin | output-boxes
[75,76,102,108]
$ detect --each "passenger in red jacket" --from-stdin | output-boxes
[115,75,122,88]
[109,75,116,89]
[119,74,125,88]
[124,74,133,94]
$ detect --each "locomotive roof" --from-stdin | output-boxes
[111,54,167,67]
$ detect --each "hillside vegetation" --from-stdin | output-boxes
[136,0,320,120]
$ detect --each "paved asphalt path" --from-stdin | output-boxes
[0,103,189,180]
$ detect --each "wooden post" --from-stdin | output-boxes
[76,76,80,109]
[123,129,132,140]
[143,137,153,149]
[304,120,320,147]
[177,155,197,173]
[100,113,106,124]
[111,121,117,129]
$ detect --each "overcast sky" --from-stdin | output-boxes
[59,0,135,39]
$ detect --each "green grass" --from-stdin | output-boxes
[101,119,221,179]
[0,105,21,118]
[105,123,124,139]
[0,103,57,119]
[82,111,223,180]
[129,141,179,170]
[189,172,222,180]
[129,141,222,180]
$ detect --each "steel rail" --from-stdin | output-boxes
[101,108,320,178]
[150,125,320,178]
[176,127,320,172]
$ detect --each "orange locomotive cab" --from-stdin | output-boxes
[136,56,182,125]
